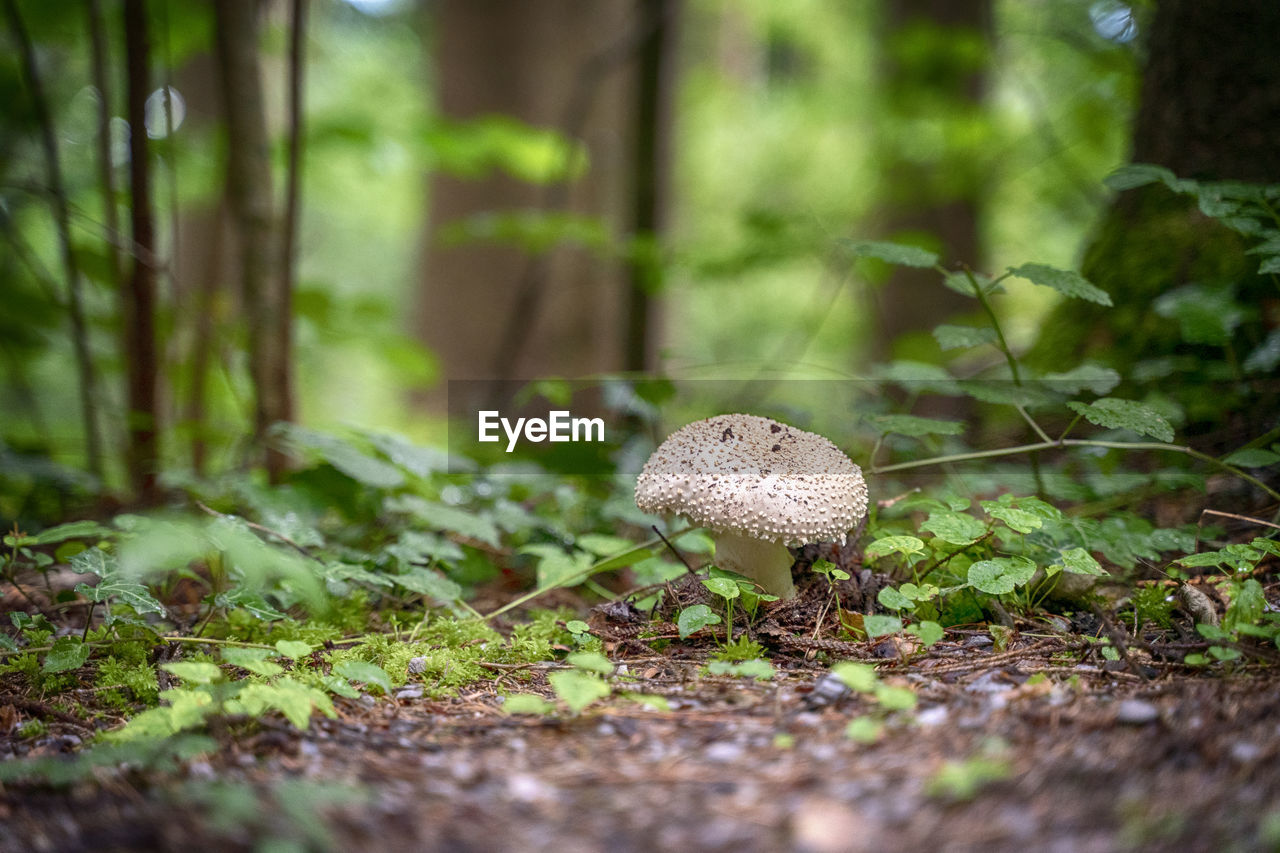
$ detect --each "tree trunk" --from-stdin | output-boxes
[624,0,678,373]
[5,0,105,481]
[122,0,161,502]
[417,0,661,392]
[1029,0,1280,438]
[214,0,292,480]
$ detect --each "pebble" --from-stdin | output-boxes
[407,656,427,675]
[395,685,424,700]
[704,741,746,763]
[1115,699,1159,725]
[915,705,949,727]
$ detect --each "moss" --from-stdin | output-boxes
[95,656,161,707]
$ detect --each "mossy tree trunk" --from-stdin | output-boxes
[1030,0,1280,438]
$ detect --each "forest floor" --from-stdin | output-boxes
[3,624,1279,853]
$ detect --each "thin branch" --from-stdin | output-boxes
[651,524,698,575]
[484,525,690,621]
[872,438,1280,504]
[5,0,105,480]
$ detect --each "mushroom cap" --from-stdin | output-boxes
[635,413,868,547]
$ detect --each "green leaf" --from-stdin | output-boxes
[547,670,610,713]
[701,577,741,600]
[520,544,595,589]
[967,557,1036,595]
[1058,547,1106,576]
[591,545,655,574]
[27,521,114,546]
[1103,163,1183,192]
[566,651,613,675]
[1222,448,1280,468]
[1225,579,1266,633]
[212,589,286,622]
[43,637,91,674]
[1041,364,1121,396]
[1066,398,1175,443]
[845,716,884,743]
[921,511,987,545]
[161,661,223,685]
[873,684,917,711]
[275,640,314,660]
[575,534,637,557]
[863,614,903,638]
[386,530,465,567]
[235,678,335,729]
[333,661,391,695]
[846,240,939,268]
[707,658,775,680]
[676,604,721,638]
[386,496,501,547]
[503,693,554,715]
[1177,550,1229,569]
[1007,263,1112,306]
[871,414,965,438]
[864,535,926,561]
[394,566,464,603]
[878,586,915,612]
[275,424,405,488]
[981,500,1044,534]
[220,647,284,677]
[933,324,997,351]
[830,662,877,692]
[907,620,945,647]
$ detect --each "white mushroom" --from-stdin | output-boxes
[634,414,868,600]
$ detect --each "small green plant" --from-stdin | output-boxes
[830,661,918,743]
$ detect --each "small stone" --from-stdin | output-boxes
[407,656,427,675]
[1115,699,1159,725]
[916,705,949,727]
[1229,740,1262,764]
[704,741,746,763]
[791,797,876,853]
[395,685,424,700]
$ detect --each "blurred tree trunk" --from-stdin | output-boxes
[122,0,160,502]
[214,0,293,481]
[1029,0,1280,405]
[625,0,677,373]
[870,0,992,361]
[4,0,105,481]
[417,0,674,390]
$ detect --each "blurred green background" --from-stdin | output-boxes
[5,0,1274,514]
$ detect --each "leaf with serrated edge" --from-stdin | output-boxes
[1066,398,1174,443]
[1007,263,1112,306]
[846,240,939,268]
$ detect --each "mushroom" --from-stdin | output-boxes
[634,413,868,600]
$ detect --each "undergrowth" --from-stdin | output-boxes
[1,167,1277,786]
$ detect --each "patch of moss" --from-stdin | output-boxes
[95,655,161,707]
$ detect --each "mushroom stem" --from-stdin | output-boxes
[711,531,796,600]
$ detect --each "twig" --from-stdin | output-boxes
[651,525,698,576]
[194,500,314,557]
[1090,602,1149,682]
[0,693,93,729]
[483,526,691,621]
[873,438,1280,504]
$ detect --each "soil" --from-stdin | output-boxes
[4,624,1279,853]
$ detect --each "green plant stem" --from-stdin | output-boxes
[872,439,1280,503]
[483,526,691,622]
[0,634,276,659]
